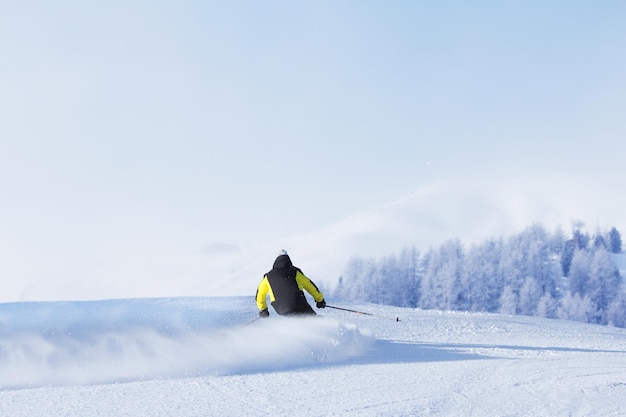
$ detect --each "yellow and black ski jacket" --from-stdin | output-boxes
[256,254,324,316]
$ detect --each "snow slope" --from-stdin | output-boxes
[2,296,626,416]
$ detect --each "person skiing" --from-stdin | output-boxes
[256,250,326,317]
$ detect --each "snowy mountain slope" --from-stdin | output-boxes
[9,175,626,302]
[198,174,626,297]
[2,296,626,416]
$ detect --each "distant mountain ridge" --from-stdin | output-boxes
[202,174,626,297]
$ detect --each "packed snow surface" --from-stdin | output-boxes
[2,297,626,416]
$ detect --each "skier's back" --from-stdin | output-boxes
[256,250,326,317]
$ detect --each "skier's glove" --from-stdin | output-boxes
[316,299,326,309]
[259,309,269,318]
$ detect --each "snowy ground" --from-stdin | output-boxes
[2,297,626,417]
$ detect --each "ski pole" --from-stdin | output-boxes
[326,305,400,322]
[244,316,262,326]
[326,305,374,316]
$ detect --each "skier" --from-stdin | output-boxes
[256,250,326,317]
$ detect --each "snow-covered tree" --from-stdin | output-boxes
[464,239,503,312]
[416,239,466,311]
[419,248,443,310]
[587,247,621,324]
[498,240,524,302]
[536,292,558,318]
[335,221,625,328]
[440,239,465,310]
[568,249,592,297]
[519,276,541,316]
[609,227,622,253]
[499,285,518,315]
[606,289,626,327]
[593,232,607,250]
[560,239,577,277]
[335,256,371,302]
[521,224,559,297]
[396,247,421,308]
[572,221,590,249]
[558,293,595,323]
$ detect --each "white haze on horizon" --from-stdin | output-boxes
[5,174,626,303]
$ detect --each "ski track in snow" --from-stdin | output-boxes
[2,297,626,416]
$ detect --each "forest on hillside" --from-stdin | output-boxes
[333,223,626,327]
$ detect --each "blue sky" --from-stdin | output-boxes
[1,1,626,298]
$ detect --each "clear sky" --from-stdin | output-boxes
[2,1,626,298]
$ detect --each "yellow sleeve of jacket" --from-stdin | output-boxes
[295,271,324,302]
[256,276,273,311]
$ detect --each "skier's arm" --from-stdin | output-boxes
[295,271,324,303]
[256,277,271,310]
